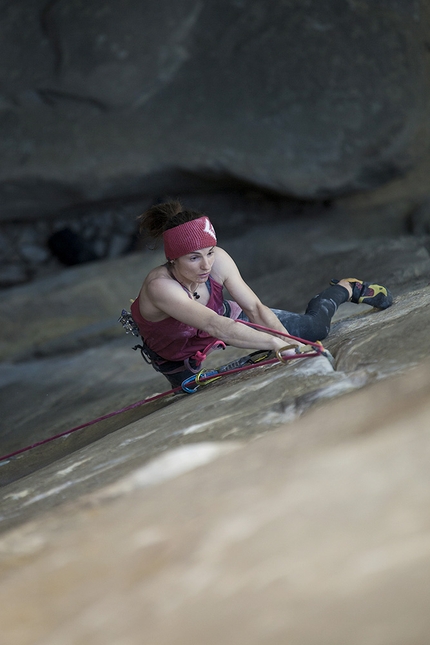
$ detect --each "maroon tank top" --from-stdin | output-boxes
[131,276,226,362]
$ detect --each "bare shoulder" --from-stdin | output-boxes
[143,264,187,301]
[211,246,240,283]
[143,264,170,289]
[138,264,182,320]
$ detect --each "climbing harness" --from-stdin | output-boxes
[119,309,228,378]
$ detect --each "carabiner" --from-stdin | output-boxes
[275,344,300,363]
[181,374,199,393]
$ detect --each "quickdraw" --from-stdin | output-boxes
[118,309,140,337]
[180,323,333,393]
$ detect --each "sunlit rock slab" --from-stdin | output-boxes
[2,278,429,530]
[0,352,347,529]
[1,360,430,645]
[1,281,429,509]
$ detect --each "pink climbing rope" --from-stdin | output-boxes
[0,324,327,462]
[0,386,181,463]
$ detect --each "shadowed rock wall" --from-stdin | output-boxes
[1,0,430,220]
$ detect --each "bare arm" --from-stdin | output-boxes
[144,277,292,354]
[214,248,303,344]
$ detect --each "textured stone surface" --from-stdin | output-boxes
[1,361,430,645]
[2,282,429,526]
[1,205,430,643]
[1,0,430,219]
[1,212,430,504]
[0,248,165,361]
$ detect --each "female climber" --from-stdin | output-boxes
[129,201,393,387]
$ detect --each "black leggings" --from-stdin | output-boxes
[156,284,349,388]
[239,284,349,342]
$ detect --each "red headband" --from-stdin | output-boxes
[163,216,217,260]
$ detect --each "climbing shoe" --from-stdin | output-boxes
[330,278,393,310]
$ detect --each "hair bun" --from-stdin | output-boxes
[137,201,205,240]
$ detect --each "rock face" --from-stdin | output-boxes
[0,215,429,490]
[2,349,430,644]
[1,206,430,642]
[1,0,429,219]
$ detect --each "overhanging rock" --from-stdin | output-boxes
[1,0,429,219]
